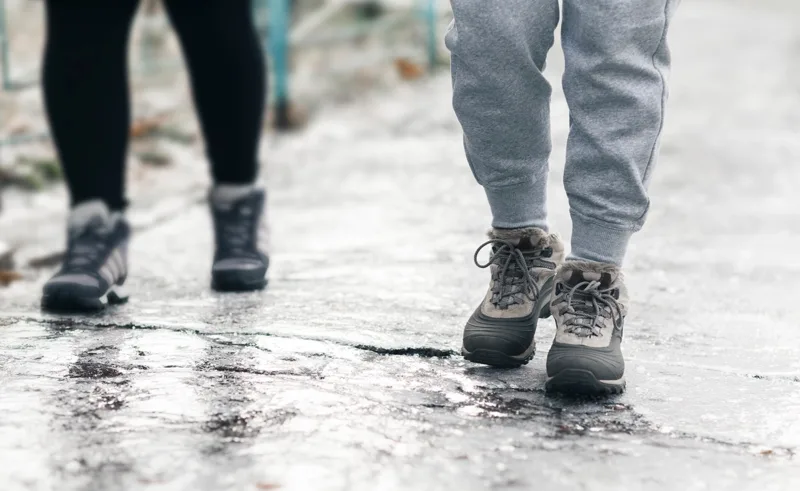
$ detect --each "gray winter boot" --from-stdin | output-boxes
[209,186,269,292]
[462,228,565,368]
[546,261,628,395]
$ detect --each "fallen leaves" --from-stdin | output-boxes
[0,271,22,287]
[0,242,22,287]
[753,447,796,460]
[130,114,170,139]
[394,58,425,81]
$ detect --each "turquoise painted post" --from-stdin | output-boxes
[268,0,291,129]
[0,0,12,90]
[424,0,437,69]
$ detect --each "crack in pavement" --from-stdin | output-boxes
[196,362,323,379]
[352,345,456,358]
[3,315,457,359]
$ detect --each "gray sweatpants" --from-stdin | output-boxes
[446,0,680,265]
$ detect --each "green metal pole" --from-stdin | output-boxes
[424,0,437,69]
[0,0,13,90]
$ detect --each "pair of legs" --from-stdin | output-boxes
[449,0,680,394]
[41,0,269,311]
[43,0,265,210]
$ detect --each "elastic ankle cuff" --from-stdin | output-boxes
[484,180,547,231]
[569,212,633,267]
[211,183,259,203]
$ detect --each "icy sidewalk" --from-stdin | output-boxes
[1,0,800,490]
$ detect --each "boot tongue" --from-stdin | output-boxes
[564,269,615,289]
[490,236,533,254]
[514,236,535,250]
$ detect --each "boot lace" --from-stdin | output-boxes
[216,204,259,258]
[555,280,623,337]
[64,220,111,270]
[474,239,552,309]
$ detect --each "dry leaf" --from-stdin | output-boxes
[0,270,23,287]
[130,115,168,139]
[395,58,425,81]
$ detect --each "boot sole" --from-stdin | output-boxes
[211,277,268,292]
[545,368,626,396]
[462,347,535,368]
[41,284,129,313]
[211,257,269,293]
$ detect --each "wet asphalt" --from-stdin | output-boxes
[1,1,800,489]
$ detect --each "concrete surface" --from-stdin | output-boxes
[1,0,800,489]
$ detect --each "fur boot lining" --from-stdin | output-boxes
[557,260,622,279]
[488,227,549,241]
[488,228,563,250]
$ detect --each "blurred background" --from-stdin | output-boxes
[0,0,452,275]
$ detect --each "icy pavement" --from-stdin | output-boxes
[2,1,800,490]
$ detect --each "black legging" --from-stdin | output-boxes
[43,0,266,210]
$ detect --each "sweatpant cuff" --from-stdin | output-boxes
[484,181,548,231]
[569,212,634,267]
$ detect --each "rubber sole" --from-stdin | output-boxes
[545,368,626,396]
[211,277,268,292]
[41,284,129,313]
[462,348,534,368]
